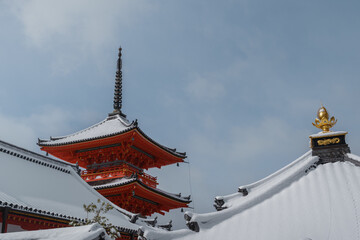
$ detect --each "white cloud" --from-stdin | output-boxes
[10,0,152,48]
[186,76,226,100]
[27,107,73,138]
[0,114,37,151]
[185,117,307,165]
[0,107,99,153]
[7,0,154,74]
[227,117,309,162]
[181,116,311,213]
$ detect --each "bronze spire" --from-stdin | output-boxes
[112,47,126,117]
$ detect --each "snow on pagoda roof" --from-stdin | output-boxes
[92,177,138,189]
[38,114,186,158]
[38,114,135,146]
[0,140,138,232]
[143,150,360,240]
[0,223,110,240]
[93,178,191,203]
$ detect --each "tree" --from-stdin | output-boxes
[70,199,121,239]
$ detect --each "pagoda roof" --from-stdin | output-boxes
[93,177,191,204]
[143,149,360,239]
[38,114,186,159]
[0,139,138,233]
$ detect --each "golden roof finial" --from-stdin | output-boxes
[312,105,337,132]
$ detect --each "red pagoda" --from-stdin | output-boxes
[38,48,190,217]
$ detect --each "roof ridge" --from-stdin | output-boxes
[38,115,137,146]
[188,152,319,226]
[39,117,109,143]
[239,150,312,191]
[0,139,74,169]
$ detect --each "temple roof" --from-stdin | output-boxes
[143,143,360,239]
[0,139,138,233]
[93,177,191,204]
[38,114,134,145]
[0,223,110,240]
[38,114,186,159]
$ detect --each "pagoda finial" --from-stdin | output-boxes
[112,47,126,117]
[312,105,337,132]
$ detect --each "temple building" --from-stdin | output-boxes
[141,106,360,240]
[38,48,191,217]
[0,139,138,239]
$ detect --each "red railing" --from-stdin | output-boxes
[81,164,158,188]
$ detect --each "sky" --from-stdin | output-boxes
[1,0,360,229]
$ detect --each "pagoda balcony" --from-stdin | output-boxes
[81,164,158,188]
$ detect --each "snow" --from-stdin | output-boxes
[38,114,186,159]
[92,177,136,189]
[0,140,138,231]
[309,130,347,138]
[93,178,190,203]
[39,114,135,145]
[348,153,360,162]
[0,139,76,167]
[0,223,110,240]
[187,151,317,223]
[143,227,193,240]
[143,151,360,240]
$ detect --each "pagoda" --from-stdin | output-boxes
[38,48,190,216]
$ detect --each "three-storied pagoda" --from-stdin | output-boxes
[38,48,190,216]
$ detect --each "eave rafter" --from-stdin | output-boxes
[41,128,184,170]
[96,181,189,216]
[40,127,185,167]
[75,142,158,169]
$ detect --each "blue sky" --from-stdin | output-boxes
[0,0,360,228]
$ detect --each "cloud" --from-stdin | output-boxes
[0,108,70,152]
[181,116,311,214]
[0,106,99,153]
[0,114,37,151]
[7,0,154,74]
[185,117,307,165]
[186,75,226,100]
[227,117,309,162]
[10,0,152,47]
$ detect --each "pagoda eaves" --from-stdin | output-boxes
[92,178,191,216]
[38,114,186,169]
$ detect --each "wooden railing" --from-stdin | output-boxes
[81,164,158,188]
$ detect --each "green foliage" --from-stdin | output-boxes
[69,199,121,239]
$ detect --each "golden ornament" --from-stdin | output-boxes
[312,105,337,132]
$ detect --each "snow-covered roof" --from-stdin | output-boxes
[38,114,135,145]
[143,150,360,240]
[0,140,138,232]
[38,114,186,158]
[93,178,191,203]
[309,130,348,138]
[0,223,110,240]
[92,177,138,189]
